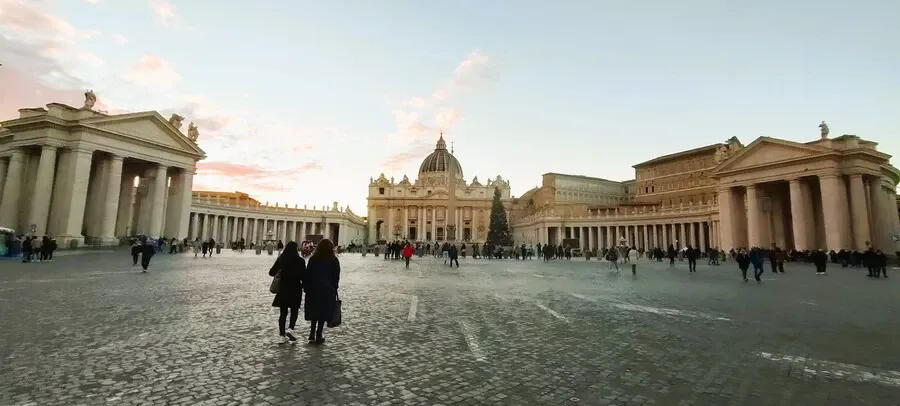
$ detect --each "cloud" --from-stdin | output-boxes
[379,49,494,170]
[83,0,100,3]
[110,33,128,45]
[123,54,181,88]
[149,0,181,27]
[0,0,81,43]
[195,160,324,195]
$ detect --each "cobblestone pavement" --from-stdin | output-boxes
[1,252,899,405]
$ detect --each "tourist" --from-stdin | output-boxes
[303,239,341,344]
[276,239,284,256]
[201,239,209,257]
[192,237,200,257]
[735,249,750,282]
[131,237,142,265]
[666,244,676,267]
[813,248,828,275]
[21,236,33,263]
[44,237,57,261]
[606,247,619,271]
[448,243,459,267]
[169,237,178,254]
[685,245,698,272]
[769,245,786,274]
[209,238,217,256]
[402,242,413,268]
[749,247,765,282]
[140,236,156,273]
[269,241,305,344]
[31,236,43,262]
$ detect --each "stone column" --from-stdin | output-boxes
[0,156,8,204]
[605,226,612,249]
[147,164,168,238]
[687,222,695,248]
[745,185,762,248]
[250,218,257,243]
[0,149,26,229]
[190,213,199,239]
[788,178,809,251]
[717,187,735,250]
[819,174,851,250]
[887,187,900,245]
[171,169,194,239]
[27,145,58,236]
[212,215,220,241]
[99,154,124,244]
[848,174,871,250]
[699,222,707,252]
[115,170,134,237]
[54,148,94,248]
[868,181,885,250]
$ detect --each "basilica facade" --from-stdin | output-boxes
[366,136,512,243]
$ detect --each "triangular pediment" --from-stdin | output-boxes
[713,137,833,174]
[81,112,206,158]
[424,190,450,199]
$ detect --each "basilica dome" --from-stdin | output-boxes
[418,135,464,179]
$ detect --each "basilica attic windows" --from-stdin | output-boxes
[378,187,385,195]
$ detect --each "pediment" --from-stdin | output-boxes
[81,112,206,158]
[424,190,450,199]
[713,137,832,174]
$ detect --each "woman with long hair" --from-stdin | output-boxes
[269,241,305,343]
[303,239,341,344]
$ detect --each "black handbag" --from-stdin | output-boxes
[269,272,280,294]
[328,294,342,328]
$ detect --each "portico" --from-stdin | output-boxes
[0,100,204,248]
[712,136,899,251]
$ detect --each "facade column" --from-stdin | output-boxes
[190,213,199,239]
[250,218,258,243]
[174,169,194,239]
[54,148,94,248]
[819,174,851,250]
[0,149,26,229]
[887,187,900,247]
[687,222,695,248]
[147,164,168,238]
[27,145,58,236]
[868,181,886,250]
[848,174,871,250]
[605,226,612,249]
[0,156,8,205]
[115,170,134,237]
[745,185,762,248]
[212,215,220,241]
[699,222,707,252]
[788,178,809,251]
[99,155,124,244]
[717,187,735,250]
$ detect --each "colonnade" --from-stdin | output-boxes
[187,213,337,244]
[531,221,720,252]
[369,205,496,242]
[719,172,899,252]
[0,145,193,247]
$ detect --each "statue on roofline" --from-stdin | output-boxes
[82,90,97,110]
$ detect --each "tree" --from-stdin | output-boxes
[487,187,512,246]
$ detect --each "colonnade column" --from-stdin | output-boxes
[788,178,809,251]
[699,222,707,252]
[717,187,735,250]
[98,155,124,244]
[27,145,58,236]
[55,148,94,247]
[0,149,26,229]
[0,156,8,204]
[848,174,871,250]
[146,164,168,238]
[819,174,851,250]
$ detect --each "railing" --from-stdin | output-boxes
[514,203,717,224]
[190,198,366,223]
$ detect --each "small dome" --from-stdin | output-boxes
[419,135,463,179]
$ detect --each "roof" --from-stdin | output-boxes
[632,143,721,168]
[541,172,624,184]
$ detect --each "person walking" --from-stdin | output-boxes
[749,247,764,282]
[303,239,341,345]
[686,245,698,272]
[735,249,750,282]
[140,236,156,273]
[268,241,305,344]
[448,243,459,267]
[402,242,413,268]
[131,237,142,265]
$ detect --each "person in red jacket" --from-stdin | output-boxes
[402,242,413,268]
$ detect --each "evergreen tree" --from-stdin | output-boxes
[487,187,512,246]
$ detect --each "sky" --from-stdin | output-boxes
[1,0,899,214]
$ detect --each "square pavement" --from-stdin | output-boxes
[1,252,898,405]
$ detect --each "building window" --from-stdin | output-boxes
[378,187,385,195]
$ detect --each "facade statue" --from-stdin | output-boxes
[82,89,97,110]
[819,121,830,139]
[714,144,728,163]
[168,113,185,129]
[390,176,394,184]
[187,122,200,142]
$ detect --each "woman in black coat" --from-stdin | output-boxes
[269,241,305,343]
[303,238,340,344]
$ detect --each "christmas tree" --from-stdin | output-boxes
[487,187,512,246]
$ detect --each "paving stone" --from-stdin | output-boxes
[1,252,898,405]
